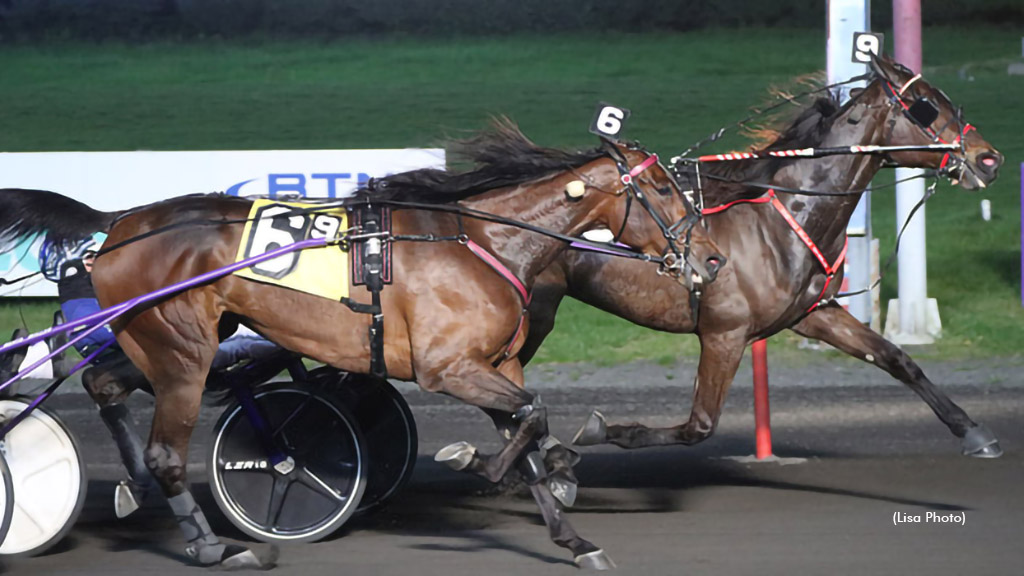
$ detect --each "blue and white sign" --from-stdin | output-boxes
[0,148,445,296]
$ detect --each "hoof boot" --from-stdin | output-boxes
[575,549,616,570]
[114,480,143,519]
[572,411,607,446]
[548,474,578,508]
[435,441,477,471]
[961,425,1002,458]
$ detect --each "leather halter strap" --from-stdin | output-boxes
[463,239,531,366]
[703,189,848,312]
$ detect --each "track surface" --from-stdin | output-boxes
[2,354,1023,575]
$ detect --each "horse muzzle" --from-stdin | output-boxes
[662,251,726,291]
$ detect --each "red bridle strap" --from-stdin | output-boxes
[620,153,659,185]
[703,189,848,312]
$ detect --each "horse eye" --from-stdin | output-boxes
[656,186,673,197]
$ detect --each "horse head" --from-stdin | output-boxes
[596,141,725,286]
[866,55,1003,190]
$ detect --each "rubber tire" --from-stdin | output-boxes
[0,450,12,548]
[0,398,87,557]
[208,383,367,544]
[335,376,418,514]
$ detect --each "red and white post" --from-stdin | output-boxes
[751,339,772,459]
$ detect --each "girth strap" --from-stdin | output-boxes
[463,239,531,367]
[703,189,848,312]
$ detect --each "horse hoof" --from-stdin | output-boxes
[961,425,1002,458]
[435,441,477,471]
[575,549,616,570]
[572,411,607,446]
[114,480,142,518]
[970,443,1003,458]
[219,545,267,570]
[548,474,578,508]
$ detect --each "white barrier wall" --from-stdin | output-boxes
[0,149,445,297]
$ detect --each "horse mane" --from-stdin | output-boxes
[685,86,842,208]
[357,117,607,204]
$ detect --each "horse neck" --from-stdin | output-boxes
[461,163,623,286]
[769,99,891,241]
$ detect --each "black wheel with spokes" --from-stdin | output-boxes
[208,384,366,543]
[329,375,417,514]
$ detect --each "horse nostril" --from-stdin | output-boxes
[978,152,1002,171]
[705,255,725,279]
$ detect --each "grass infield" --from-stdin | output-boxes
[1,28,1022,364]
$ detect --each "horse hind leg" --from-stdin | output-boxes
[791,303,1001,458]
[117,321,271,569]
[81,355,155,518]
[143,378,270,568]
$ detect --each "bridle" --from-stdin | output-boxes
[873,59,975,182]
[601,141,712,292]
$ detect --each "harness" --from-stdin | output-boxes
[335,147,680,375]
[878,73,975,180]
[702,189,847,313]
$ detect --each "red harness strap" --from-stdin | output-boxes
[704,189,848,312]
[464,239,531,366]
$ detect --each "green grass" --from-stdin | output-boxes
[1,28,1022,363]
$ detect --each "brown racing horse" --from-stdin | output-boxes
[521,56,1005,457]
[0,123,724,569]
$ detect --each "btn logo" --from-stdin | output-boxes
[227,173,371,198]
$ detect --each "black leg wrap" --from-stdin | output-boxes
[99,403,155,492]
[541,437,580,507]
[518,450,548,485]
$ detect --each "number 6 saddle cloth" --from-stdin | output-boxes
[232,199,351,301]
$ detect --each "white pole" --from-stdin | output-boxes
[827,0,872,325]
[885,0,939,344]
[892,167,933,342]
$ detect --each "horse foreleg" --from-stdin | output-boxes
[790,303,1001,457]
[431,361,608,567]
[574,332,746,449]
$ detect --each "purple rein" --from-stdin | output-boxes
[0,236,331,397]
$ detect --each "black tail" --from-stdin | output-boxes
[0,188,122,250]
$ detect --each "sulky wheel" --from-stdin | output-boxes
[208,383,367,543]
[0,398,86,557]
[330,375,418,514]
[0,449,12,548]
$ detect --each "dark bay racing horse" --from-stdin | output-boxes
[0,123,723,569]
[522,56,1005,457]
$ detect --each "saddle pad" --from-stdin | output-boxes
[233,199,349,301]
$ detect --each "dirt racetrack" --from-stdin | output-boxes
[3,353,1022,575]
